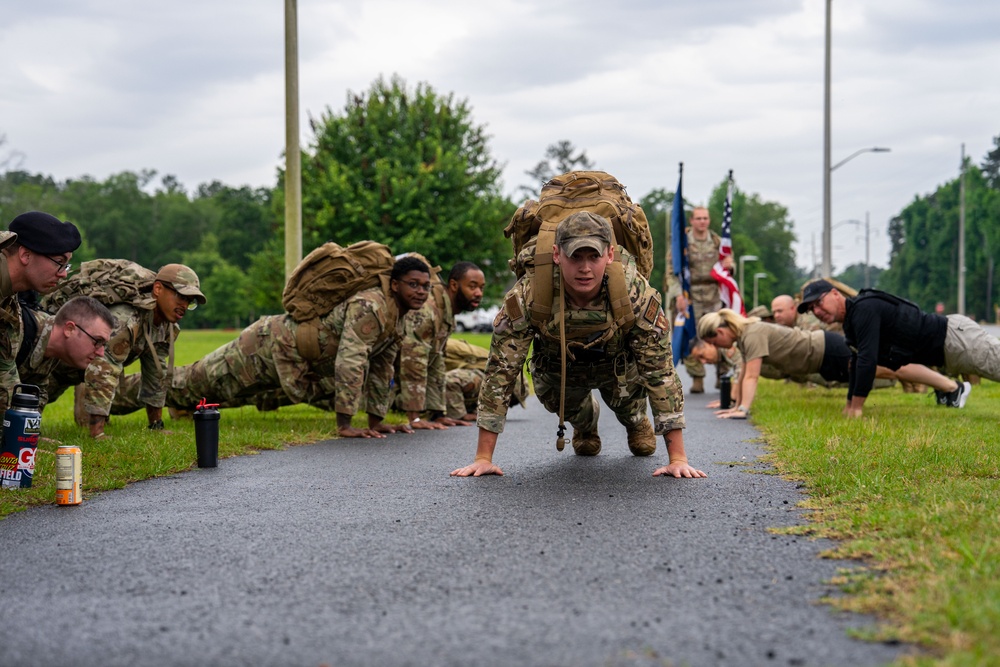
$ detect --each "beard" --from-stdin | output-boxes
[455,290,480,313]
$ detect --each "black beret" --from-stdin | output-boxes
[8,211,82,255]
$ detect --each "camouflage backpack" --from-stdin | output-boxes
[445,337,489,372]
[281,240,395,360]
[504,170,654,335]
[40,259,157,314]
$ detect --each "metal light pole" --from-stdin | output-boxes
[753,273,768,309]
[958,143,966,315]
[822,146,890,277]
[822,0,832,280]
[284,0,302,279]
[739,255,758,298]
[833,217,871,286]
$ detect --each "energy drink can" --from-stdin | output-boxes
[1,384,42,489]
[56,445,82,506]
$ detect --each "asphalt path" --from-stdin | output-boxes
[0,373,912,667]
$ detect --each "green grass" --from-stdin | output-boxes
[751,378,1000,666]
[6,329,998,664]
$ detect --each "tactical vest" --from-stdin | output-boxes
[849,289,925,367]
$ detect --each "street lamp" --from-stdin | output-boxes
[753,272,768,309]
[834,216,872,288]
[822,147,890,278]
[739,255,758,298]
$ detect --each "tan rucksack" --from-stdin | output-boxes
[445,337,489,372]
[41,259,157,313]
[282,240,395,359]
[504,171,653,335]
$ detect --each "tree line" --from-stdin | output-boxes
[878,137,1000,320]
[16,73,975,328]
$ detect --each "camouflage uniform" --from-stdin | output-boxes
[445,368,484,419]
[443,338,528,420]
[478,249,685,439]
[127,286,402,418]
[665,229,728,379]
[0,253,22,414]
[56,304,178,418]
[13,310,64,409]
[392,286,452,414]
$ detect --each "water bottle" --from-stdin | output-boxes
[1,384,42,489]
[193,398,220,468]
[719,375,732,410]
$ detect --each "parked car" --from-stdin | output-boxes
[454,306,499,333]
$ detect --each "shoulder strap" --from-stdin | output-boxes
[16,302,38,367]
[528,220,559,329]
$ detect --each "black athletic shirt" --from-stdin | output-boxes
[843,294,947,398]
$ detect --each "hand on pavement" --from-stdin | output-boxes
[450,459,503,477]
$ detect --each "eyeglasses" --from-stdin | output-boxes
[162,283,198,310]
[43,255,72,275]
[809,291,832,312]
[72,322,107,351]
[402,280,431,293]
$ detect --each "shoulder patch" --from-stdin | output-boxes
[642,296,660,325]
[504,292,524,323]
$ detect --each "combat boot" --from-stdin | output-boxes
[626,416,656,456]
[572,430,602,456]
[690,377,705,394]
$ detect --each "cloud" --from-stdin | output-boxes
[2,0,999,272]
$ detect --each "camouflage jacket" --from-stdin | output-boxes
[15,310,65,409]
[478,250,685,434]
[664,229,722,311]
[395,290,453,413]
[82,304,178,416]
[0,256,23,414]
[273,286,403,417]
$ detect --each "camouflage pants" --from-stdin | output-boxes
[530,353,647,435]
[112,326,281,412]
[445,368,483,419]
[109,372,143,415]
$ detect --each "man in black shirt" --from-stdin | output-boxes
[800,280,1000,417]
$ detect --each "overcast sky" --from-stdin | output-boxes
[3,0,999,273]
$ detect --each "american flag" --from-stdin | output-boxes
[711,171,745,315]
[719,171,734,260]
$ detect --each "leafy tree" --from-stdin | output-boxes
[0,170,61,223]
[880,163,1000,317]
[982,133,1000,190]
[246,236,286,316]
[289,74,515,302]
[637,187,677,297]
[706,181,798,300]
[834,263,884,291]
[178,234,254,329]
[518,140,594,199]
[195,182,277,270]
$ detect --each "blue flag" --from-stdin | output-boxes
[670,164,696,366]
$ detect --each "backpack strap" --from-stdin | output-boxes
[16,301,38,368]
[604,258,635,331]
[528,220,560,329]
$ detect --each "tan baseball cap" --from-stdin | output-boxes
[155,264,207,304]
[554,211,613,257]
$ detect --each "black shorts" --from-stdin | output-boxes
[819,331,851,383]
